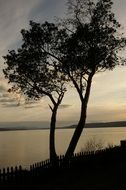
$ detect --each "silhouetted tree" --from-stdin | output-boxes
[58,0,126,160]
[3,21,67,164]
[3,0,126,164]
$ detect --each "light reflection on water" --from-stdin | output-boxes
[0,127,126,168]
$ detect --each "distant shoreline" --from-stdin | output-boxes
[0,128,49,132]
[0,121,126,132]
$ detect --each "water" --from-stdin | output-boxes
[0,127,126,169]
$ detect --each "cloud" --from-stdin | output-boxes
[0,78,42,109]
[90,67,126,105]
[0,94,19,108]
[24,102,41,109]
[1,93,10,98]
[0,98,16,103]
[87,104,126,123]
[0,78,8,92]
[24,105,40,109]
[44,103,71,110]
[113,0,126,29]
[2,103,19,108]
[0,0,40,72]
[0,78,20,107]
[0,0,66,75]
[0,85,6,93]
[29,0,66,22]
[59,104,71,109]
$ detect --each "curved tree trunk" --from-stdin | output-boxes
[65,101,86,160]
[50,105,58,165]
[64,72,94,160]
[49,92,64,167]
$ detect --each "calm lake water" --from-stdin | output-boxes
[0,127,126,169]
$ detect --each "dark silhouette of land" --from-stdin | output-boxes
[65,121,126,129]
[0,121,126,131]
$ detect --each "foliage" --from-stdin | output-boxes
[81,137,104,152]
[58,0,126,101]
[3,21,66,106]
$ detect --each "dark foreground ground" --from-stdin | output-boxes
[1,146,126,190]
[34,163,126,190]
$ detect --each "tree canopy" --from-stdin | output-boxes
[4,21,66,103]
[59,0,126,98]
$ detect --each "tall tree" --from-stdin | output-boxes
[58,0,126,160]
[3,21,67,164]
[3,0,126,164]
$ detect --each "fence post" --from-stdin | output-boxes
[0,169,1,183]
[7,167,9,182]
[120,140,126,149]
[3,168,6,182]
[10,167,14,182]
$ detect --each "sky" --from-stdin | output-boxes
[0,0,126,127]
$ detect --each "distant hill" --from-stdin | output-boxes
[0,121,49,131]
[64,121,126,129]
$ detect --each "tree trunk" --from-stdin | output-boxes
[64,72,94,160]
[64,101,86,160]
[50,105,58,165]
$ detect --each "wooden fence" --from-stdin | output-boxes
[0,165,27,185]
[0,145,126,186]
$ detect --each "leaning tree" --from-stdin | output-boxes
[3,21,67,164]
[57,0,126,160]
